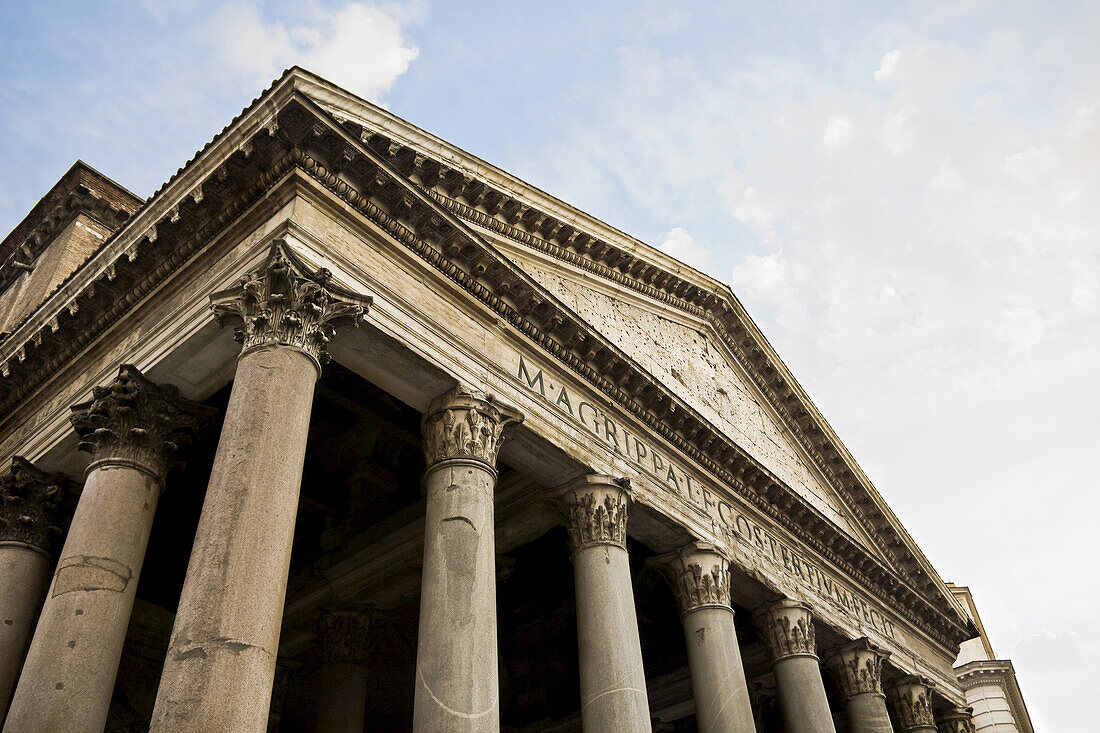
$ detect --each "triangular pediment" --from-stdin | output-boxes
[0,67,974,649]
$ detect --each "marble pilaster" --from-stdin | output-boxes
[754,599,836,733]
[556,475,651,733]
[4,366,213,733]
[0,457,73,719]
[652,542,754,733]
[150,242,368,731]
[824,637,893,733]
[884,675,937,733]
[412,385,521,733]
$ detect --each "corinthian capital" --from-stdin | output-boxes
[824,637,891,700]
[936,706,977,733]
[651,542,732,614]
[70,365,217,479]
[421,385,522,469]
[754,598,818,662]
[885,674,937,732]
[211,240,370,371]
[554,474,631,553]
[0,457,74,553]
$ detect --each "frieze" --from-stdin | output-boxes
[824,637,890,699]
[211,240,370,370]
[0,456,74,553]
[70,365,217,479]
[514,354,900,641]
[754,599,817,661]
[421,385,522,469]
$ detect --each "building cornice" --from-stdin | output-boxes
[0,75,973,652]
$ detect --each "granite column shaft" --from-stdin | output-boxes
[412,386,520,733]
[559,475,651,733]
[755,599,836,733]
[4,366,211,733]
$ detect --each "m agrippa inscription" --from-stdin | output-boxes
[515,355,899,641]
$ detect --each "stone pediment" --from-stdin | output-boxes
[0,67,972,651]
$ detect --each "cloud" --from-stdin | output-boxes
[658,227,710,272]
[202,1,422,100]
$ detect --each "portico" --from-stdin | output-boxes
[0,68,980,731]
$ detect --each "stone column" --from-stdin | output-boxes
[824,638,893,733]
[935,706,976,733]
[314,608,382,733]
[884,675,937,733]
[556,475,651,733]
[412,386,521,733]
[0,458,73,719]
[4,366,213,733]
[754,599,836,733]
[150,242,368,732]
[652,542,754,733]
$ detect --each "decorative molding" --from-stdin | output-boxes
[318,608,382,665]
[824,637,890,700]
[555,474,630,553]
[0,456,74,553]
[885,675,937,732]
[754,598,818,662]
[69,364,217,479]
[211,239,370,371]
[651,542,732,615]
[936,706,977,733]
[0,90,969,650]
[421,385,522,469]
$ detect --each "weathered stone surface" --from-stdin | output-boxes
[211,239,368,370]
[885,675,937,733]
[824,638,893,733]
[652,543,754,733]
[935,706,977,733]
[150,345,319,731]
[5,366,212,733]
[518,259,860,536]
[755,599,836,733]
[413,387,519,733]
[556,475,651,733]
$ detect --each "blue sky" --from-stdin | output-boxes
[3,2,1097,730]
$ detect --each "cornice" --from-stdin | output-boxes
[0,88,971,651]
[333,116,956,611]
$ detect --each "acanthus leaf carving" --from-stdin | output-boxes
[211,239,370,370]
[885,675,938,732]
[70,365,217,479]
[0,457,76,553]
[555,475,630,553]
[824,637,890,699]
[652,542,732,614]
[421,385,522,469]
[936,706,977,733]
[754,599,818,661]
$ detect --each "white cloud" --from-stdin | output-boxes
[203,1,421,100]
[874,49,903,82]
[822,114,854,148]
[658,227,711,272]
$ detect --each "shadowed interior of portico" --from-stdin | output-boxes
[98,361,851,732]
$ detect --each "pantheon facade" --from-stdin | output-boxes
[0,68,1007,732]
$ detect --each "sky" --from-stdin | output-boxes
[1,1,1096,729]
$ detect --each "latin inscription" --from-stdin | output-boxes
[517,356,898,640]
